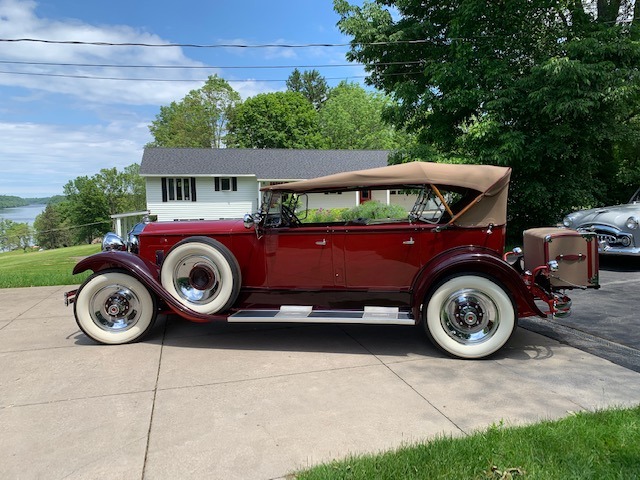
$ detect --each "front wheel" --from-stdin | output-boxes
[74,270,158,345]
[423,274,516,359]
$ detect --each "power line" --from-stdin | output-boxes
[0,70,375,82]
[0,59,424,69]
[0,38,435,48]
[0,67,424,83]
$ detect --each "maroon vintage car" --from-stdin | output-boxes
[65,161,599,359]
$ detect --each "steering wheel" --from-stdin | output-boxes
[281,204,302,226]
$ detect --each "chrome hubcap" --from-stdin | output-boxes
[90,285,140,332]
[440,289,499,345]
[172,254,221,304]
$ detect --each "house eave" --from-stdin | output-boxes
[141,174,257,178]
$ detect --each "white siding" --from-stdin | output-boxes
[307,191,415,213]
[306,192,358,211]
[389,190,419,211]
[146,177,258,222]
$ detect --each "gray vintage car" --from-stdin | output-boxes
[563,187,640,255]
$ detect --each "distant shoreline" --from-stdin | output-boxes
[0,195,63,210]
[0,204,47,225]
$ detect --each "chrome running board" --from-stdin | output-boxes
[228,305,414,325]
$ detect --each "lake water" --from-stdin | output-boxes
[0,204,46,225]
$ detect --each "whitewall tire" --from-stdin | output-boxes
[74,270,158,345]
[424,274,516,359]
[160,237,241,315]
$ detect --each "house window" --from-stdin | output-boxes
[215,177,238,192]
[161,177,197,202]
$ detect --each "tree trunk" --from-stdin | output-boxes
[597,0,622,23]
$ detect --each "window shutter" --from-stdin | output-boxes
[161,178,168,202]
[191,177,197,202]
[232,177,238,191]
[214,177,220,191]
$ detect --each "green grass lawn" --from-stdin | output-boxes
[295,406,640,480]
[0,244,100,288]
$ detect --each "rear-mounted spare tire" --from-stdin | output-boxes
[160,236,241,314]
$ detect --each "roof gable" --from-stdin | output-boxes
[140,148,390,180]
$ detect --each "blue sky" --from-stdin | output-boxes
[0,0,366,197]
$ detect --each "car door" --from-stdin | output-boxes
[332,223,422,289]
[264,225,335,289]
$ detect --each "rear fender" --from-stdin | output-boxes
[412,246,544,319]
[73,252,223,323]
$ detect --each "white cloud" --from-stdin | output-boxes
[0,0,209,106]
[0,120,152,196]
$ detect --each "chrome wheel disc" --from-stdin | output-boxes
[171,254,222,305]
[440,289,499,345]
[90,285,141,332]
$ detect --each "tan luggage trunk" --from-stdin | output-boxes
[523,227,599,289]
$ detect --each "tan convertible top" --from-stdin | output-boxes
[263,161,510,195]
[262,161,512,227]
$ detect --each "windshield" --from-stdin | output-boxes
[260,191,305,227]
[630,187,640,204]
[409,188,445,223]
[408,186,467,224]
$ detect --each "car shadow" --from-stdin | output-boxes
[96,314,556,362]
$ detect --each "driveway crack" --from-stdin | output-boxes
[141,317,168,479]
[339,327,467,435]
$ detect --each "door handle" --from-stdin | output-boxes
[316,239,327,246]
[403,237,415,245]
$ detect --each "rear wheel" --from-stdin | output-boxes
[74,270,157,345]
[424,274,516,359]
[160,237,241,314]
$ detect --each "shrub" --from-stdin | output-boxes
[340,201,407,221]
[303,208,348,223]
[302,201,407,223]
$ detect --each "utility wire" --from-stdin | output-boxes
[0,38,435,48]
[0,59,425,69]
[0,69,424,83]
[0,70,373,82]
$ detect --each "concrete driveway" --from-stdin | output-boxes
[521,256,640,372]
[1,273,640,479]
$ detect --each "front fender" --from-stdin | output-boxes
[412,246,544,319]
[73,252,224,323]
[74,251,160,281]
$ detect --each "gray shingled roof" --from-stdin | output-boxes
[140,148,390,180]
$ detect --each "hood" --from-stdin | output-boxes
[140,219,248,237]
[567,203,640,229]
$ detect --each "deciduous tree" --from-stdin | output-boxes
[226,92,326,149]
[62,164,145,244]
[0,219,32,251]
[148,75,241,148]
[319,81,404,149]
[34,203,71,249]
[335,0,640,236]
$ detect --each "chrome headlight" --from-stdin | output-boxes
[102,232,126,252]
[563,214,575,228]
[626,216,639,230]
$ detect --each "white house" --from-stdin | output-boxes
[140,148,415,222]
